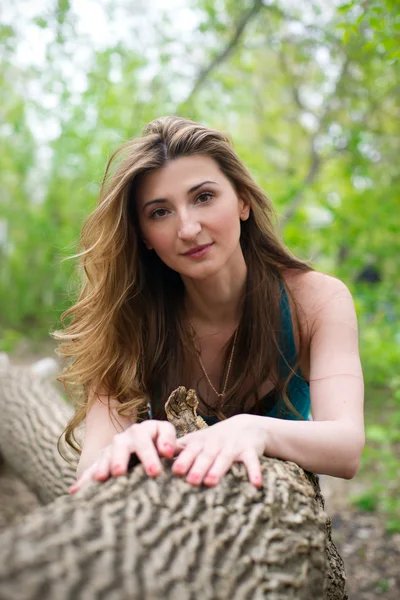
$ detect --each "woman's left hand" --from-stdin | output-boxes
[171,414,268,488]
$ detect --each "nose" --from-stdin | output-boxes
[177,213,202,241]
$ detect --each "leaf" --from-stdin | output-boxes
[337,2,354,13]
[366,425,390,444]
[34,17,48,29]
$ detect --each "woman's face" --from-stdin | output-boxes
[135,154,250,280]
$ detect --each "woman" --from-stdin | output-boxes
[52,116,365,494]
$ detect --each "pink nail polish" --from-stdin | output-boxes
[205,478,217,487]
[163,443,173,453]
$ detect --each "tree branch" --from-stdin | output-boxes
[280,139,321,228]
[278,50,308,114]
[182,0,264,106]
[280,54,351,228]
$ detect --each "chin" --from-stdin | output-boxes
[178,261,222,281]
[182,267,218,281]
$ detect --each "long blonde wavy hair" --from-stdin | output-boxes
[52,115,312,456]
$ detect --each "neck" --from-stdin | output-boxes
[182,249,247,331]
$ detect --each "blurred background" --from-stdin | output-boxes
[0,1,399,597]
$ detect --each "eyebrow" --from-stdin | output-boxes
[142,180,219,211]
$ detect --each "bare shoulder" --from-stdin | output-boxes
[283,268,352,304]
[282,268,355,330]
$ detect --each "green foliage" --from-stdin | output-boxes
[358,317,400,388]
[337,0,400,63]
[0,329,23,353]
[352,382,400,532]
[376,579,390,593]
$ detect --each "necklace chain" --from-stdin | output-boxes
[192,325,239,400]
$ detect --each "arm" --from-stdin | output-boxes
[260,275,365,479]
[76,385,136,480]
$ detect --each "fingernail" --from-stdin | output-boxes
[148,464,160,476]
[205,474,217,484]
[204,479,217,487]
[173,464,184,474]
[163,443,174,455]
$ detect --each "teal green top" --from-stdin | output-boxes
[201,282,311,425]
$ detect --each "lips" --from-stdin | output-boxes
[182,243,213,256]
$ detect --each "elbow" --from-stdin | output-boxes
[342,437,365,480]
[342,459,360,480]
[331,455,360,480]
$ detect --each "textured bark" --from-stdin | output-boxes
[0,366,348,599]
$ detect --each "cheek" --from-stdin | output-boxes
[212,207,241,242]
[151,229,171,249]
[142,222,174,253]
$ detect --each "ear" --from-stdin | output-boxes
[238,198,250,221]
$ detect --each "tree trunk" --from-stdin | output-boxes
[0,365,347,599]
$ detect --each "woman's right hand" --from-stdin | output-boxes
[69,420,177,494]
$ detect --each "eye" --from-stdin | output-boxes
[196,191,214,204]
[149,208,169,219]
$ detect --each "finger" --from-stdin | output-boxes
[155,421,178,459]
[110,433,135,477]
[93,447,113,481]
[202,449,236,487]
[185,445,222,486]
[173,432,197,456]
[69,463,98,493]
[173,439,187,456]
[171,443,203,477]
[133,429,164,477]
[238,449,263,488]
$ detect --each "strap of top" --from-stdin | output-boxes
[264,281,310,420]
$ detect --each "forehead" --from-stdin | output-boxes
[135,154,226,202]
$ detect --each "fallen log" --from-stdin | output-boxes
[0,365,347,599]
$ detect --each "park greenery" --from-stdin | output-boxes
[1,1,399,529]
